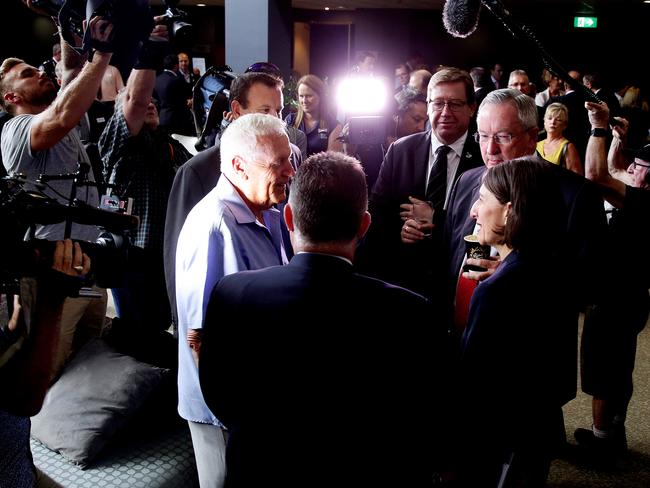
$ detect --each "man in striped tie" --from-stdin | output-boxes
[358,67,481,300]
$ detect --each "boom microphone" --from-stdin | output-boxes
[442,0,482,38]
[442,0,612,111]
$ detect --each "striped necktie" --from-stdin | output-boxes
[426,145,451,212]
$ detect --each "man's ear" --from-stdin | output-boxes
[230,100,243,118]
[357,211,371,240]
[283,203,294,232]
[3,92,18,105]
[232,155,247,179]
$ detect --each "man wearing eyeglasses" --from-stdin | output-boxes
[445,89,606,315]
[443,89,608,483]
[359,67,481,300]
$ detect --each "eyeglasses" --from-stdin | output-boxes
[633,159,650,169]
[474,132,517,145]
[245,62,282,78]
[427,99,467,112]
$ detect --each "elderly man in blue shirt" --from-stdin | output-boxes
[175,113,294,487]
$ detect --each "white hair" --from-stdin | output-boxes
[220,113,288,175]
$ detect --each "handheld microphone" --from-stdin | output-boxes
[442,0,482,38]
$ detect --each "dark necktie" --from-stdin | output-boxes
[426,145,450,212]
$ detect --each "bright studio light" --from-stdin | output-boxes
[336,76,388,115]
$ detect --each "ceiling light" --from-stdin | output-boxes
[325,7,330,10]
[197,3,206,6]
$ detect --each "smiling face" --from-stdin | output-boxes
[178,53,190,73]
[427,80,475,144]
[470,184,509,247]
[298,83,320,116]
[476,102,538,168]
[242,133,295,211]
[236,82,284,119]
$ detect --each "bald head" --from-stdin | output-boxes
[408,69,432,95]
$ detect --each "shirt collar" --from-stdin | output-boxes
[296,251,353,266]
[216,175,279,225]
[431,131,468,158]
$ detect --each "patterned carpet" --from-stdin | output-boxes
[31,426,199,488]
[548,315,650,487]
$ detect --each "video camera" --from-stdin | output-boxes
[0,174,138,295]
[192,65,237,151]
[30,0,153,57]
[162,0,193,45]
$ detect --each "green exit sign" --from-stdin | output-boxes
[574,16,598,28]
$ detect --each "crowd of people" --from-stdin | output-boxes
[1,3,649,488]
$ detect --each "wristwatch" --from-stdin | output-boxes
[590,128,609,137]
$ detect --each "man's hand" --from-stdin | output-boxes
[585,101,609,129]
[150,15,169,41]
[21,0,51,16]
[187,329,203,366]
[400,196,430,221]
[612,117,629,142]
[222,110,236,123]
[52,239,90,277]
[462,256,500,281]
[401,218,433,244]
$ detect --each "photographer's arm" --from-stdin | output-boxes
[58,27,88,90]
[122,20,169,136]
[30,18,113,152]
[0,241,90,417]
[585,101,626,208]
[607,117,635,186]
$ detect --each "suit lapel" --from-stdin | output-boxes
[462,170,483,238]
[457,140,481,183]
[411,131,432,197]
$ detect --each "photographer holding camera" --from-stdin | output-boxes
[99,16,191,335]
[0,11,114,381]
[1,239,90,487]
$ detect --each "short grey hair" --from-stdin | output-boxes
[220,113,288,174]
[479,88,538,130]
[508,69,529,83]
[394,86,426,114]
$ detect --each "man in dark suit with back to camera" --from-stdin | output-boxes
[199,151,448,487]
[359,67,481,300]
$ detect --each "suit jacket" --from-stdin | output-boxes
[154,70,194,136]
[199,253,449,487]
[455,250,572,482]
[445,156,607,304]
[444,156,608,400]
[358,130,481,297]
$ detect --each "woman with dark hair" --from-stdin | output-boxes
[285,74,343,156]
[454,158,574,487]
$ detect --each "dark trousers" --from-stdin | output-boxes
[111,248,171,333]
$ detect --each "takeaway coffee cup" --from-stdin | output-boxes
[463,235,490,272]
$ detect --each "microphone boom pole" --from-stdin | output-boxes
[480,0,605,106]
